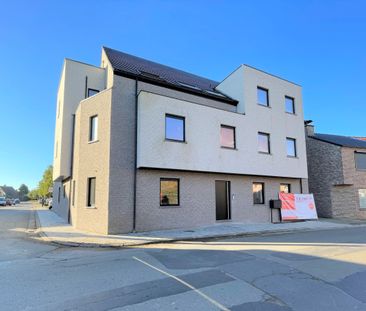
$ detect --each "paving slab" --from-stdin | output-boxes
[33,204,366,248]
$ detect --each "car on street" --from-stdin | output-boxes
[13,199,20,205]
[0,197,6,206]
[6,199,13,206]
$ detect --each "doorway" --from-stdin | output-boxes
[215,180,231,220]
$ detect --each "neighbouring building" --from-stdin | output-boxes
[0,186,19,199]
[306,124,366,219]
[52,47,308,234]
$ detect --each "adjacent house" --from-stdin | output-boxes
[0,186,19,199]
[52,47,308,234]
[306,124,366,219]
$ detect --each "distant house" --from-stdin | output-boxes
[0,186,19,199]
[306,124,366,219]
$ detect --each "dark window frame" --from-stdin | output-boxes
[89,115,98,142]
[355,152,366,171]
[63,185,66,198]
[165,114,186,142]
[87,177,96,207]
[220,124,236,149]
[280,183,291,193]
[87,88,99,97]
[72,180,76,206]
[253,182,265,204]
[286,137,297,157]
[285,96,295,114]
[160,178,180,207]
[257,86,269,107]
[258,132,271,154]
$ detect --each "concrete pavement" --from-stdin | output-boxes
[2,203,366,310]
[34,204,364,248]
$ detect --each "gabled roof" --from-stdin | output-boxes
[311,133,366,149]
[103,47,237,105]
[0,186,18,198]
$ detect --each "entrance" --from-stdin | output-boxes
[215,180,230,220]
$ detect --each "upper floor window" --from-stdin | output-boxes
[257,87,269,107]
[258,132,270,154]
[220,125,236,149]
[285,96,295,114]
[89,115,98,142]
[160,178,179,206]
[165,114,185,142]
[280,183,291,193]
[88,88,99,97]
[286,138,297,157]
[355,152,366,170]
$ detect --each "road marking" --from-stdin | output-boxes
[133,256,230,311]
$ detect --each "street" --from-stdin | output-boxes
[1,204,366,311]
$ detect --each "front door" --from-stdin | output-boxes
[215,181,230,220]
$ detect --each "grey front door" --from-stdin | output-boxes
[215,181,230,220]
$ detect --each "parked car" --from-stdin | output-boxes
[13,199,20,205]
[0,197,6,206]
[6,199,12,206]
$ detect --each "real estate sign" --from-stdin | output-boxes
[279,193,318,221]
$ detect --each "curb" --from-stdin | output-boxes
[33,208,366,249]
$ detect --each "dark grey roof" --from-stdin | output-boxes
[103,47,237,104]
[311,133,366,149]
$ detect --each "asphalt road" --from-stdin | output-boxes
[1,203,366,311]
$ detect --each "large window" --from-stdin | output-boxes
[253,182,265,204]
[359,189,366,209]
[160,178,179,206]
[280,184,291,193]
[89,115,98,142]
[258,132,270,154]
[165,114,185,142]
[257,87,269,107]
[285,96,295,114]
[355,152,366,170]
[220,125,236,149]
[87,177,96,207]
[88,88,99,97]
[286,138,297,157]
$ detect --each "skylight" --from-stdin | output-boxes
[178,82,202,91]
[205,90,226,97]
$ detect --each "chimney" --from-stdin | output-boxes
[304,120,314,136]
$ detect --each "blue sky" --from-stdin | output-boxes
[0,0,365,189]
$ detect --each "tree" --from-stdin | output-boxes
[38,165,53,198]
[28,189,39,200]
[18,184,29,200]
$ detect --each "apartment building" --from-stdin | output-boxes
[52,47,308,234]
[306,124,366,219]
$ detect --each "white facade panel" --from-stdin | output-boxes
[137,91,308,178]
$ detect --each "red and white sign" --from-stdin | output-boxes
[279,193,318,221]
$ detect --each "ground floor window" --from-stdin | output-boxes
[160,178,179,206]
[253,182,265,204]
[87,177,96,207]
[280,183,291,193]
[359,189,366,209]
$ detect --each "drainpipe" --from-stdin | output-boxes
[68,114,76,224]
[132,78,138,232]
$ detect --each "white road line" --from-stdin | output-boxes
[133,256,230,311]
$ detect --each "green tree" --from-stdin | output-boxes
[38,165,53,198]
[28,189,39,200]
[18,184,29,200]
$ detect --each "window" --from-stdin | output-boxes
[88,88,99,97]
[72,181,75,206]
[89,115,98,142]
[286,138,297,157]
[285,96,295,114]
[165,114,185,142]
[258,132,270,154]
[355,152,366,170]
[160,178,179,206]
[359,189,366,209]
[63,185,66,198]
[220,125,236,149]
[280,184,291,193]
[257,87,269,106]
[87,177,96,207]
[253,183,265,204]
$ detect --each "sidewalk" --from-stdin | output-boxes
[34,206,365,248]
